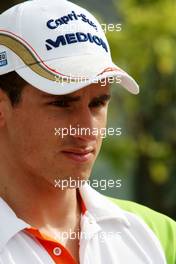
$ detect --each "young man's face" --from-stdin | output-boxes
[3,82,111,187]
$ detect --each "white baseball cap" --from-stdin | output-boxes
[0,0,139,95]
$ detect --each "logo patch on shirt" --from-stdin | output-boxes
[0,51,8,67]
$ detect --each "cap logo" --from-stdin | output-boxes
[47,11,98,31]
[0,51,7,67]
[45,32,108,52]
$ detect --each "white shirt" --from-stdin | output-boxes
[0,183,166,264]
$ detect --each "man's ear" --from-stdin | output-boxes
[0,89,11,127]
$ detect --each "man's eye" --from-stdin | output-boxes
[49,100,70,108]
[89,100,106,108]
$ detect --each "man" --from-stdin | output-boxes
[0,0,175,263]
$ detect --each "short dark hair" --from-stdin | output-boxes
[0,72,27,106]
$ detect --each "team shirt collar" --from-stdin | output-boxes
[0,198,30,250]
[79,183,130,226]
[0,183,130,250]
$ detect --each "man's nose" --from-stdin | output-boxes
[71,107,98,141]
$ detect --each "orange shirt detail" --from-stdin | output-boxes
[24,189,86,264]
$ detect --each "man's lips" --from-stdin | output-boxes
[61,148,95,162]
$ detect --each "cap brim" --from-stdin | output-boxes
[16,54,139,95]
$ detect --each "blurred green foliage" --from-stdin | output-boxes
[102,0,176,219]
[0,0,175,219]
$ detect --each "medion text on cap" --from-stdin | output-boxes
[45,32,108,52]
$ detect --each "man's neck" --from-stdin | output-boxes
[0,167,81,232]
[0,167,82,264]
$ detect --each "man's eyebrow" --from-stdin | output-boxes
[42,94,81,102]
[42,93,111,102]
[92,94,111,101]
